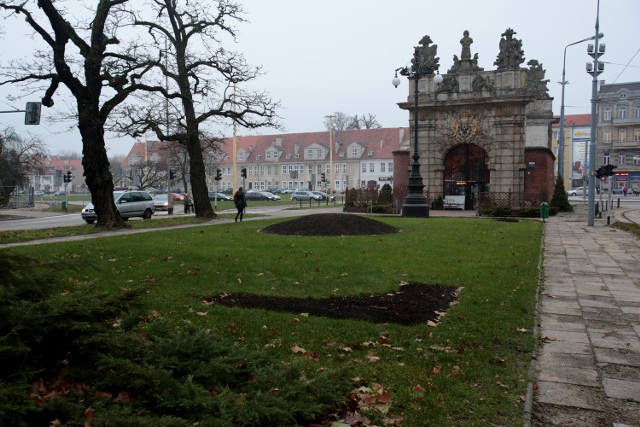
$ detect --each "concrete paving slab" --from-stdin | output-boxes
[603,378,640,403]
[536,380,605,410]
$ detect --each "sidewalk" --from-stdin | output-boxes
[532,205,640,426]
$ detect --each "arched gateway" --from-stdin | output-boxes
[443,144,489,210]
[393,29,555,213]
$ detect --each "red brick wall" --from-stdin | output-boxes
[524,148,555,201]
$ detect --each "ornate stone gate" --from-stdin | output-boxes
[394,29,555,210]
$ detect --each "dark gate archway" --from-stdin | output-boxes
[443,144,490,209]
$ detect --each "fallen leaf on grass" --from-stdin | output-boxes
[517,327,528,333]
[291,345,306,354]
[367,356,380,363]
[412,385,425,394]
[432,365,441,376]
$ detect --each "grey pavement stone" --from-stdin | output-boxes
[536,380,605,410]
[537,365,600,387]
[603,378,640,403]
[537,329,590,343]
[536,351,594,368]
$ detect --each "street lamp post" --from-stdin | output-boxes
[586,0,605,226]
[558,33,603,185]
[392,47,442,217]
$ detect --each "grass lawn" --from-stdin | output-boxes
[2,216,542,426]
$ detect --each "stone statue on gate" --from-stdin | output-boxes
[525,59,550,98]
[494,28,525,70]
[448,30,483,74]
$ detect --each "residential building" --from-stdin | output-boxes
[25,156,83,194]
[596,81,640,192]
[124,128,409,193]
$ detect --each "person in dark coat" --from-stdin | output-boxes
[233,187,246,222]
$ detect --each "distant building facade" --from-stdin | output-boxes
[551,114,591,190]
[596,81,640,192]
[125,128,409,193]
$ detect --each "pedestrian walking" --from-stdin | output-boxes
[184,191,194,213]
[623,185,628,196]
[233,187,246,222]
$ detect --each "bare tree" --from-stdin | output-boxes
[112,0,280,218]
[324,112,352,131]
[359,113,381,129]
[128,159,167,190]
[326,112,381,131]
[0,0,160,228]
[0,127,48,197]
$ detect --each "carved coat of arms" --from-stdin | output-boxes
[450,112,478,143]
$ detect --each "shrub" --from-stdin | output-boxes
[0,255,350,426]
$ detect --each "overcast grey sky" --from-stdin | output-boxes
[1,0,639,156]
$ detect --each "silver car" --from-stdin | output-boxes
[291,190,322,201]
[81,191,155,224]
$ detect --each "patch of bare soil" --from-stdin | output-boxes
[208,214,458,325]
[260,213,399,236]
[204,283,460,326]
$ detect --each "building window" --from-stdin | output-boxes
[636,104,640,119]
[335,163,340,174]
[603,152,610,165]
[619,129,626,142]
[633,155,640,165]
[361,163,366,173]
[317,164,322,173]
[281,165,287,174]
[325,164,330,173]
[619,154,625,165]
[381,163,386,172]
[308,165,313,174]
[307,149,313,158]
[603,129,611,143]
[635,130,640,142]
[369,163,374,173]
[388,162,393,172]
[619,105,627,119]
[317,149,322,158]
[553,130,559,141]
[351,148,358,157]
[603,108,611,121]
[342,163,347,173]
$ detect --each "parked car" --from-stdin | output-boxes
[171,193,184,201]
[260,191,281,201]
[291,190,322,201]
[567,187,589,196]
[312,191,328,200]
[81,190,154,224]
[208,192,233,201]
[245,191,270,201]
[153,194,170,211]
[34,190,44,196]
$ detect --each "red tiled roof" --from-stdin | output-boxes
[127,128,410,165]
[552,114,591,127]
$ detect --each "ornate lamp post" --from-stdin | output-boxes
[393,44,442,217]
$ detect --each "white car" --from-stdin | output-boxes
[81,190,154,224]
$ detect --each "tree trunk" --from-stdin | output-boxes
[78,103,126,228]
[186,134,215,219]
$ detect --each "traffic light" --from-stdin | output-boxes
[215,169,222,181]
[63,171,72,183]
[595,166,605,179]
[169,169,175,180]
[241,168,247,178]
[24,101,41,125]
[604,164,617,176]
[320,173,326,182]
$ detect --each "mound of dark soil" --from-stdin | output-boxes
[204,284,460,326]
[261,213,399,236]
